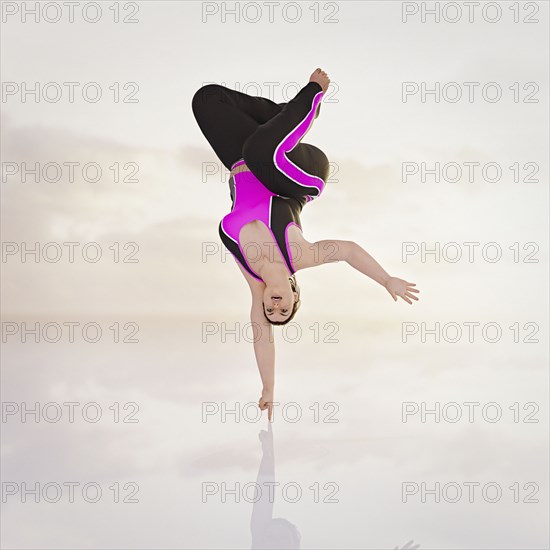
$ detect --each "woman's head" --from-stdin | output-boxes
[263,274,301,325]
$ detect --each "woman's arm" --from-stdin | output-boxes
[235,262,276,420]
[346,241,391,286]
[250,294,275,421]
[298,239,420,304]
[250,293,274,391]
[346,241,420,303]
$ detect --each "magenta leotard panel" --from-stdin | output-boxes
[219,166,302,281]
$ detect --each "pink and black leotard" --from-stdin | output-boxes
[219,162,305,280]
[192,80,330,281]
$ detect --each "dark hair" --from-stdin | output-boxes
[263,275,301,326]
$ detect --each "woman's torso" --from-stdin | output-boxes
[238,219,306,279]
[218,162,309,282]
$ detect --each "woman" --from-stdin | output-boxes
[192,68,420,420]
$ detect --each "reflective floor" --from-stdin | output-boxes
[2,316,548,549]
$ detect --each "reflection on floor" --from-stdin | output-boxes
[1,316,548,549]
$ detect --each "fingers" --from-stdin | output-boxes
[389,279,420,304]
[258,397,273,421]
[393,289,414,304]
[396,289,414,304]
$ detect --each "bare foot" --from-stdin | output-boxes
[309,68,330,93]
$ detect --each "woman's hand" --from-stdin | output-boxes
[385,277,420,304]
[258,387,274,422]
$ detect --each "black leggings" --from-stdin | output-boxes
[191,81,329,201]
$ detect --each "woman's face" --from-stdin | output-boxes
[263,280,296,322]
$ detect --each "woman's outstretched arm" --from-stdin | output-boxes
[346,241,420,303]
[298,239,420,304]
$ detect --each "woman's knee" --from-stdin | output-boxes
[191,84,225,115]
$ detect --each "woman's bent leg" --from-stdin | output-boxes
[242,81,327,200]
[191,84,283,170]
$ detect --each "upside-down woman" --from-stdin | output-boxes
[192,68,420,420]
